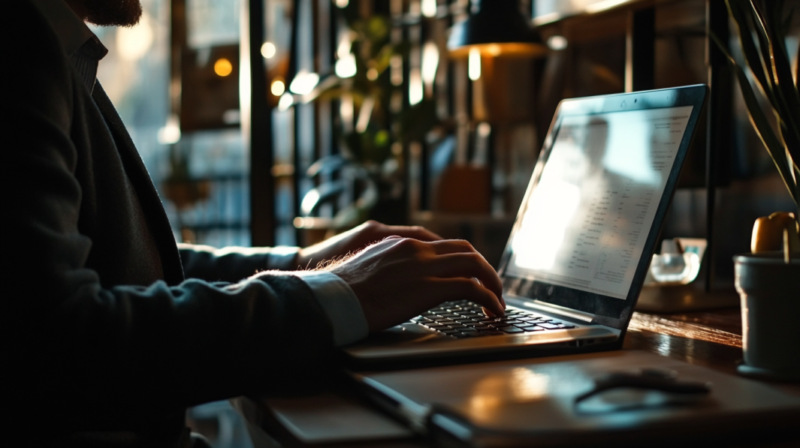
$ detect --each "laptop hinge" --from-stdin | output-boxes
[509,297,596,323]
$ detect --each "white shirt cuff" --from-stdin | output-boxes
[292,271,368,346]
[267,246,300,270]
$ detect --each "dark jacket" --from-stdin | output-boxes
[5,2,335,445]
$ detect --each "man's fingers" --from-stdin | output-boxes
[429,278,505,317]
[382,225,443,241]
[421,253,504,299]
[426,239,482,255]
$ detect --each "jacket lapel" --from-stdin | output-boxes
[91,83,185,286]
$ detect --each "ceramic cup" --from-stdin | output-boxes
[734,252,800,382]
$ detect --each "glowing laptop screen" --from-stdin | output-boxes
[505,106,693,300]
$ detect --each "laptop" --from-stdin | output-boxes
[343,85,708,367]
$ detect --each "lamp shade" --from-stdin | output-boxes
[448,0,546,58]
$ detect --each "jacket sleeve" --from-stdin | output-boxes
[177,243,301,282]
[5,1,336,430]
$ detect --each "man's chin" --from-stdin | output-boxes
[84,0,143,27]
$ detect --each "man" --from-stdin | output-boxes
[6,0,505,446]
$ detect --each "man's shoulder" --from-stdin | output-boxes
[13,1,74,86]
[10,1,76,131]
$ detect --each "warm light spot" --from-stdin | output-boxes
[547,35,568,51]
[421,0,437,17]
[271,79,286,96]
[289,71,320,95]
[421,42,439,87]
[450,42,547,59]
[337,33,353,59]
[261,42,276,59]
[477,122,491,137]
[468,368,550,421]
[391,142,402,156]
[335,0,348,7]
[468,48,481,81]
[487,44,502,56]
[408,69,423,105]
[335,54,357,78]
[214,58,233,77]
[278,93,294,111]
[367,68,379,80]
[340,94,354,131]
[355,97,374,133]
[335,33,356,79]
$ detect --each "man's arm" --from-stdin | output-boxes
[178,243,300,281]
[178,220,445,282]
[7,2,337,427]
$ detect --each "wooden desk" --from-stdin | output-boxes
[236,309,799,447]
[625,309,744,376]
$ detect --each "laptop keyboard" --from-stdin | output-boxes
[409,300,576,339]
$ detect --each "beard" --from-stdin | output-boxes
[83,0,143,27]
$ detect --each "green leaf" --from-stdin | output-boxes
[733,1,776,92]
[747,0,800,137]
[763,0,800,134]
[779,118,800,175]
[711,32,799,204]
[725,0,776,106]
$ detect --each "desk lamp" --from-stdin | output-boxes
[443,0,548,218]
[447,0,547,58]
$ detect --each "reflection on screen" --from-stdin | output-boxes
[506,106,693,300]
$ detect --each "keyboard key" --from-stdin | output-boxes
[560,324,576,329]
[500,327,524,334]
[521,326,545,332]
[538,323,562,330]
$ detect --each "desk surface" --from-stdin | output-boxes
[236,308,799,447]
[625,309,743,375]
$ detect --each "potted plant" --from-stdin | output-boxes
[714,0,800,380]
[293,7,439,239]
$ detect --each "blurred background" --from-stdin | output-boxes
[92,1,797,445]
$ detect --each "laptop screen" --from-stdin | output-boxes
[498,86,705,326]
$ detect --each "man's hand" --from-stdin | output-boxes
[296,220,442,269]
[326,236,506,333]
